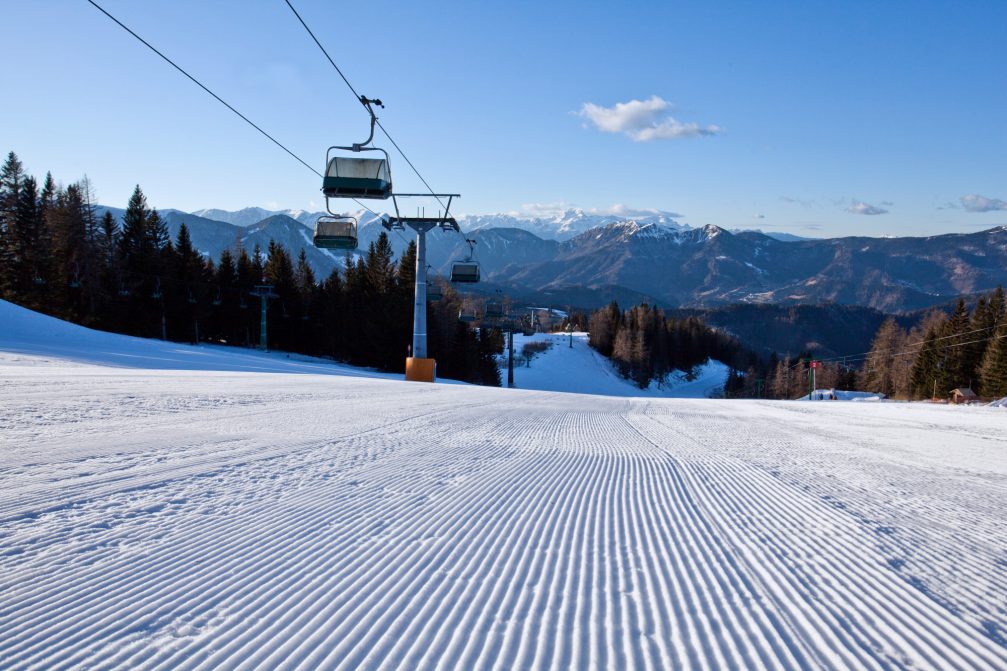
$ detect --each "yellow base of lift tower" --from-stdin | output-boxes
[405,357,436,382]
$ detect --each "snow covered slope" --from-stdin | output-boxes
[0,299,391,378]
[508,331,728,398]
[2,305,1007,669]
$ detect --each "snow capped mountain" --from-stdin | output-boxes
[461,208,688,241]
[191,207,331,228]
[95,204,1007,312]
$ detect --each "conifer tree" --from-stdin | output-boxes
[978,319,1007,398]
[0,152,24,297]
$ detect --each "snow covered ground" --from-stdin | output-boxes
[508,331,728,398]
[2,303,1007,669]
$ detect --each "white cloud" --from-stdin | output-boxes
[847,201,889,215]
[515,202,683,219]
[961,193,1007,212]
[577,96,721,142]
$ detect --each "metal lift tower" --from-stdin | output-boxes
[383,195,461,382]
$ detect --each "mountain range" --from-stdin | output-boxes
[95,205,1007,313]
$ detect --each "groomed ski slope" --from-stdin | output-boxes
[2,302,1007,670]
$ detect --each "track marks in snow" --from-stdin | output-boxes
[1,370,1005,670]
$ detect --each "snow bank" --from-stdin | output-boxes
[989,397,1007,407]
[507,331,728,398]
[796,388,885,402]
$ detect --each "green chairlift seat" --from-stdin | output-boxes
[322,156,392,199]
[313,216,358,250]
[485,300,503,319]
[450,261,480,283]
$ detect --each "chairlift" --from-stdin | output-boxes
[239,296,248,310]
[450,239,481,284]
[427,281,443,301]
[212,289,222,306]
[188,290,197,305]
[118,281,131,297]
[313,215,358,250]
[485,300,503,319]
[151,279,162,300]
[322,97,392,200]
[458,308,477,323]
[68,262,81,288]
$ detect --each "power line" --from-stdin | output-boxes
[790,327,1005,371]
[787,321,1001,370]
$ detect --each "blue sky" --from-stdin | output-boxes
[3,0,1005,236]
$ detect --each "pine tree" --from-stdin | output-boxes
[0,151,25,297]
[910,326,942,399]
[978,319,1007,398]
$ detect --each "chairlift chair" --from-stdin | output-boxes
[313,215,358,250]
[188,290,197,305]
[212,289,222,306]
[450,238,481,284]
[427,283,443,301]
[321,97,393,201]
[485,300,503,319]
[451,262,480,283]
[458,308,477,323]
[323,154,391,199]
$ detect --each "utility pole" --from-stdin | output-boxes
[508,329,515,388]
[251,285,278,351]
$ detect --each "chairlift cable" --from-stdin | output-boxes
[84,0,392,252]
[85,0,321,179]
[282,0,467,239]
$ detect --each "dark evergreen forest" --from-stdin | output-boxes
[0,151,502,386]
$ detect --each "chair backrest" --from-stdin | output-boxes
[451,262,480,282]
[316,219,355,237]
[326,157,388,181]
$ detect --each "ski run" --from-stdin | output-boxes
[2,304,1006,670]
